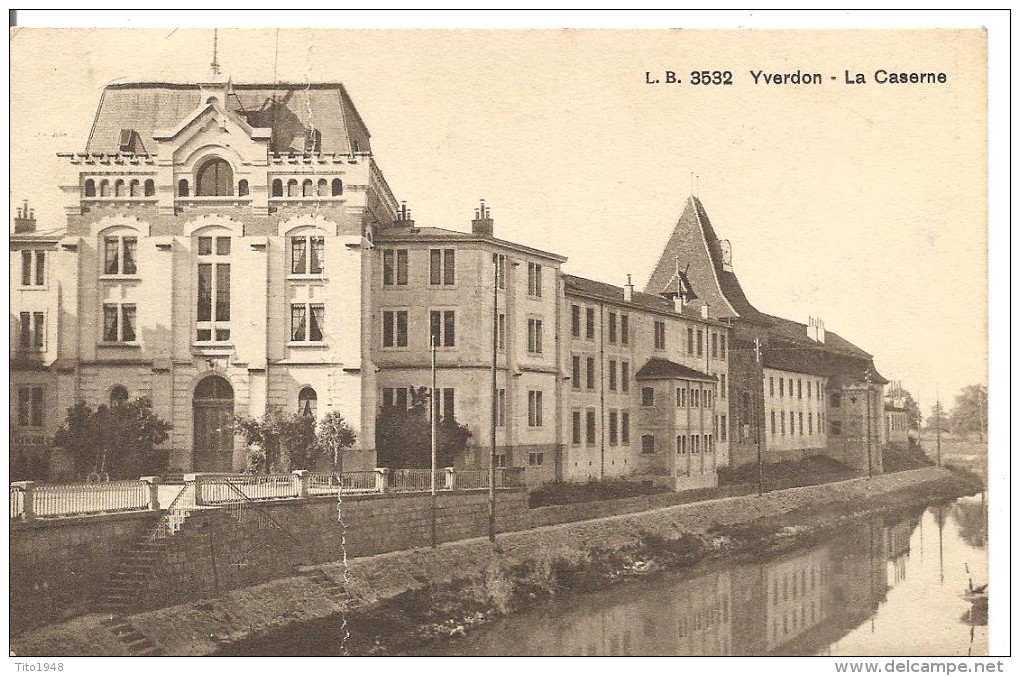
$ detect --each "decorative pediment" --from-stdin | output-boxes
[153,101,270,144]
[89,214,151,239]
[278,213,339,236]
[183,214,244,238]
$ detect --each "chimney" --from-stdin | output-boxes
[700,303,710,320]
[808,316,826,343]
[623,274,634,302]
[673,295,685,313]
[471,199,493,236]
[13,201,36,233]
[394,201,414,227]
[817,318,825,344]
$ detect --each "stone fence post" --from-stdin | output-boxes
[292,469,310,499]
[375,467,390,494]
[184,473,204,506]
[444,467,456,491]
[11,481,34,522]
[140,476,161,511]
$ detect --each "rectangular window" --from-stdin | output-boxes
[291,303,324,342]
[711,333,718,358]
[687,327,694,355]
[381,249,407,286]
[799,412,804,436]
[641,434,655,455]
[196,238,230,342]
[621,361,630,393]
[642,387,655,407]
[528,262,542,297]
[214,237,231,255]
[608,312,617,343]
[101,304,135,343]
[696,329,703,357]
[692,435,700,454]
[104,236,137,275]
[215,265,230,321]
[197,236,213,256]
[382,310,408,348]
[497,313,506,351]
[808,412,814,435]
[608,410,618,445]
[19,311,47,350]
[620,315,629,345]
[798,379,803,399]
[571,305,581,337]
[21,250,46,286]
[789,380,794,400]
[676,387,684,407]
[721,415,728,441]
[771,410,777,435]
[721,334,726,359]
[497,389,506,427]
[17,386,44,428]
[679,435,687,454]
[429,310,456,347]
[779,378,785,398]
[528,318,543,354]
[494,254,506,290]
[608,360,617,391]
[770,376,775,397]
[654,321,666,350]
[571,356,581,390]
[721,374,727,398]
[528,452,544,467]
[528,390,543,427]
[572,411,582,445]
[621,411,630,444]
[429,249,455,285]
[290,235,322,274]
[585,308,596,340]
[585,410,596,446]
[693,388,700,407]
[586,357,596,390]
[806,381,812,399]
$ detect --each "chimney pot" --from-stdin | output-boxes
[700,303,709,319]
[471,199,494,237]
[623,274,634,302]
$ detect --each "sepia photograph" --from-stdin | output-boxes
[7,11,1006,667]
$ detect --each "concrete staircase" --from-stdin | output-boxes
[305,569,360,610]
[93,539,167,614]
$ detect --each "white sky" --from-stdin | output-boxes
[8,20,994,417]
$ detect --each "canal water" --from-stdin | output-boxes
[417,496,988,657]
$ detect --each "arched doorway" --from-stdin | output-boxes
[193,375,235,471]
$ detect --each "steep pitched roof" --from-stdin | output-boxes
[645,196,772,325]
[635,357,716,382]
[85,82,371,155]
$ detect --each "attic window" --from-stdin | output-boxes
[196,157,234,197]
[119,129,135,153]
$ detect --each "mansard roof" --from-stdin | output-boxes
[645,196,772,326]
[635,357,717,382]
[85,82,371,155]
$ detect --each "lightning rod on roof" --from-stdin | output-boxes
[211,29,221,77]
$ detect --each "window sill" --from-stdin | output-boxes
[17,285,49,291]
[98,341,141,348]
[287,274,326,281]
[287,341,328,348]
[100,274,141,282]
[191,342,234,353]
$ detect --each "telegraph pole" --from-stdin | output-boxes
[488,254,498,544]
[754,336,764,496]
[935,385,942,468]
[865,369,872,479]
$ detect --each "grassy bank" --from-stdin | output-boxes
[218,468,982,656]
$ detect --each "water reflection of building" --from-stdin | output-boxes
[884,513,920,587]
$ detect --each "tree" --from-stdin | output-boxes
[318,410,357,472]
[901,392,923,431]
[376,388,471,469]
[949,384,988,441]
[53,397,172,480]
[234,408,320,473]
[924,401,950,434]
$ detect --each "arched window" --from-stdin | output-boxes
[114,179,125,197]
[317,178,328,196]
[331,179,342,196]
[85,179,96,197]
[237,179,249,197]
[110,385,129,407]
[100,180,110,197]
[272,179,283,197]
[178,179,190,197]
[302,179,314,197]
[129,179,141,197]
[194,375,234,399]
[144,179,155,196]
[287,179,299,197]
[298,387,318,418]
[195,158,234,196]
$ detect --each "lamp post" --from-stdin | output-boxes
[865,369,873,479]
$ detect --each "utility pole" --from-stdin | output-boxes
[936,385,942,468]
[754,335,764,496]
[430,334,438,548]
[489,254,498,544]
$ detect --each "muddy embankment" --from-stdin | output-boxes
[12,467,982,657]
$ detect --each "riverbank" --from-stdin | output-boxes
[11,467,981,656]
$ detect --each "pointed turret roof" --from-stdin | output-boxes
[645,196,772,326]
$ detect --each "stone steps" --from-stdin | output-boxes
[99,617,162,656]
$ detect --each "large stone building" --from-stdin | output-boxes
[645,196,886,473]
